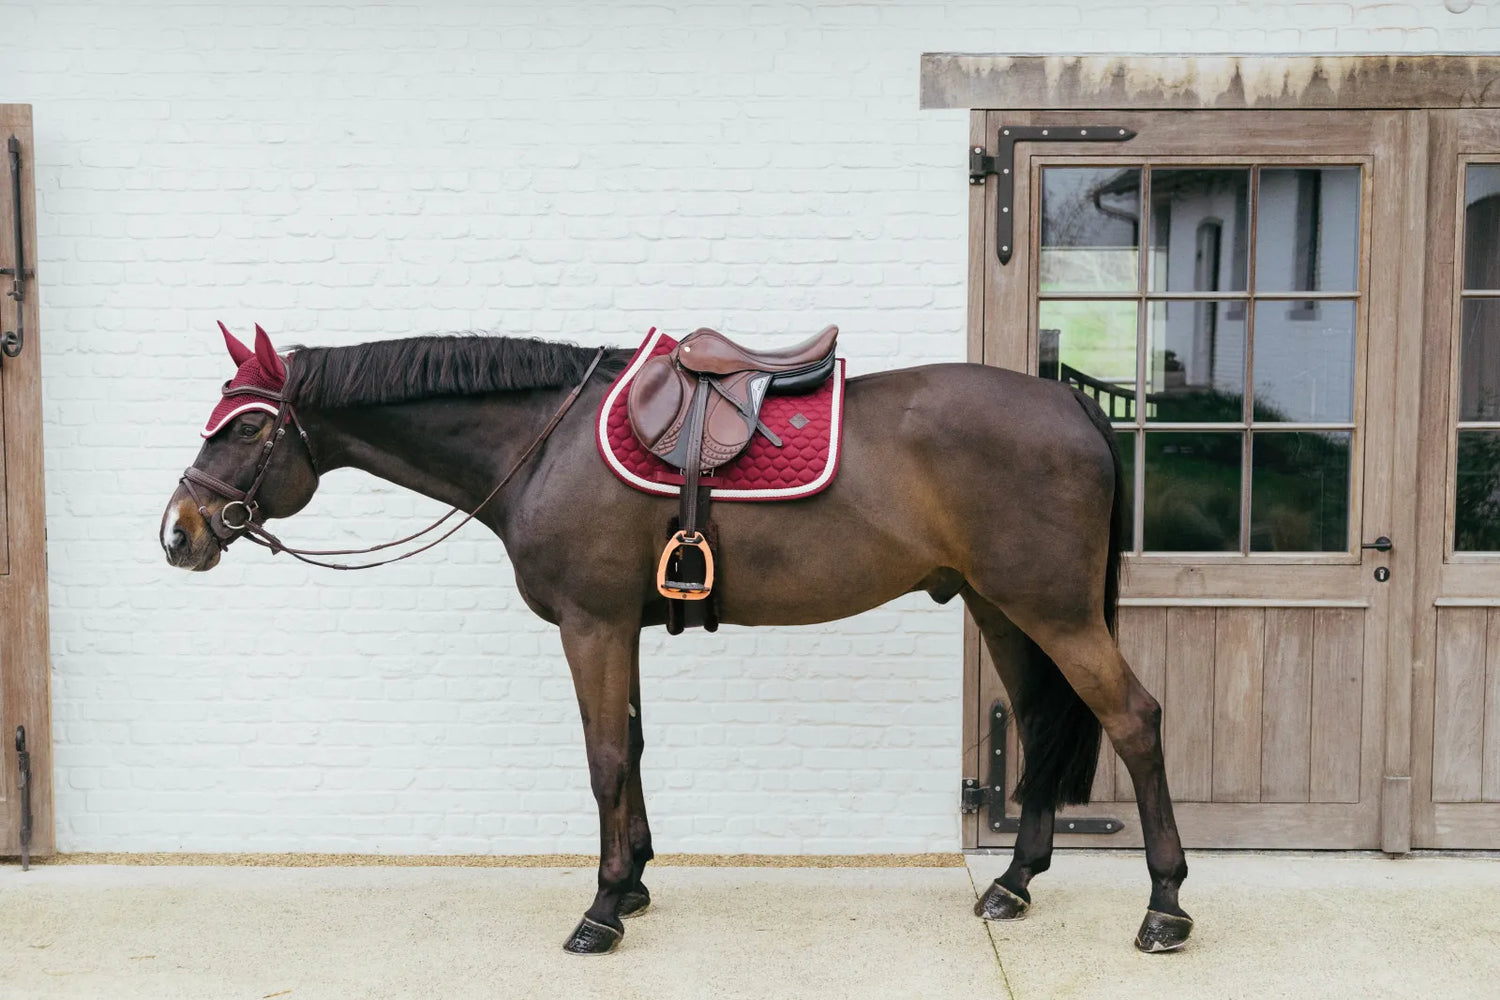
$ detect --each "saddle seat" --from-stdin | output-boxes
[625,325,840,610]
[677,325,839,379]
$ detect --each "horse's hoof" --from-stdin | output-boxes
[974,881,1030,921]
[562,916,623,955]
[620,888,651,918]
[1134,908,1193,953]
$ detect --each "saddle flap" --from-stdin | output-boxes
[627,354,690,456]
[700,371,764,468]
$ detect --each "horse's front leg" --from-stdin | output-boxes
[620,632,653,918]
[559,617,640,955]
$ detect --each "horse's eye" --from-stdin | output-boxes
[237,422,260,439]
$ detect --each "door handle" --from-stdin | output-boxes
[1362,536,1393,553]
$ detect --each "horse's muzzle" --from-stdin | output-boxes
[161,492,222,571]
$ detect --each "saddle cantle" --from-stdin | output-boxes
[623,326,840,626]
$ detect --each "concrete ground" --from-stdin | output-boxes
[1,853,1497,1000]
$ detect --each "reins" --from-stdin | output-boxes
[180,347,607,571]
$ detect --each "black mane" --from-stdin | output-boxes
[283,334,627,409]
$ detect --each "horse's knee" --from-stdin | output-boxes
[588,751,629,804]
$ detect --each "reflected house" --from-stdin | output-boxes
[1038,165,1360,552]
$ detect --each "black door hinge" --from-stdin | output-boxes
[961,778,985,813]
[962,700,1124,836]
[970,125,1137,265]
[1,135,30,359]
[16,726,32,870]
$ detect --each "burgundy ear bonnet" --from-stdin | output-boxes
[202,322,288,438]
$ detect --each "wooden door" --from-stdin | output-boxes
[1411,110,1500,848]
[965,110,1414,850]
[0,107,53,858]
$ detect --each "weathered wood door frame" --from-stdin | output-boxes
[925,55,1500,853]
[1,104,53,858]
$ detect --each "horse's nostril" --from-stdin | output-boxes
[169,527,189,555]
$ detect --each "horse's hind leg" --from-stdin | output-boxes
[619,637,653,918]
[963,593,1061,921]
[966,593,1098,923]
[1009,611,1192,952]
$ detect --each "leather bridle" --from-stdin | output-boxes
[179,347,606,571]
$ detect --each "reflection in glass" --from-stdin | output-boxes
[1463,165,1500,290]
[1038,300,1137,420]
[1117,430,1136,551]
[1146,300,1246,422]
[1255,167,1361,293]
[1252,299,1357,423]
[1456,430,1500,551]
[1250,432,1351,552]
[1040,167,1141,293]
[1459,299,1500,421]
[1142,432,1242,552]
[1149,169,1250,293]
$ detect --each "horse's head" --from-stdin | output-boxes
[160,323,319,570]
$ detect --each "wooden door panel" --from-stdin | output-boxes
[1310,608,1365,803]
[1212,608,1265,803]
[1105,605,1366,808]
[1431,607,1500,803]
[1260,608,1315,802]
[1162,607,1214,802]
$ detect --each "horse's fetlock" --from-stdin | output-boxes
[598,855,634,889]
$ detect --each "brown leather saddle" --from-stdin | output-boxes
[627,325,838,629]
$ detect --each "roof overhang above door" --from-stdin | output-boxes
[921,54,1500,111]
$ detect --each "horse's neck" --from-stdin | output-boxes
[306,391,561,512]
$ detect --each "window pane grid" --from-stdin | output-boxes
[1039,162,1361,554]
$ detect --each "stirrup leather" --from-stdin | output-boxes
[656,530,714,600]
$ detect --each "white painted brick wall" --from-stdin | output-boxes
[5,0,1494,853]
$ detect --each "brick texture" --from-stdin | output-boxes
[2,0,1492,853]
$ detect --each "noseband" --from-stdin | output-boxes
[179,347,606,570]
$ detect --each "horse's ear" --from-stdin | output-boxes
[218,321,254,367]
[253,323,287,382]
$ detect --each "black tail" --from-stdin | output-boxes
[1009,389,1125,809]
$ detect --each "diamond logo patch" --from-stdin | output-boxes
[788,413,810,430]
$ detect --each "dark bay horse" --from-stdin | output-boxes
[160,325,1191,955]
